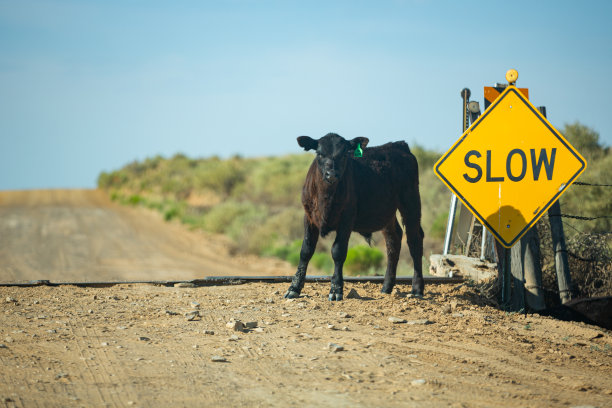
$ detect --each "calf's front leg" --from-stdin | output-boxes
[285,217,319,299]
[329,227,351,301]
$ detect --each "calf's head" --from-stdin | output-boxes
[297,133,369,184]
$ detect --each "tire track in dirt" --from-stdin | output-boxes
[68,322,131,407]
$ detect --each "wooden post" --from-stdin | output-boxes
[548,199,573,303]
[504,221,545,311]
[495,241,512,307]
[517,227,546,310]
[509,244,525,311]
[539,106,573,304]
[503,248,512,308]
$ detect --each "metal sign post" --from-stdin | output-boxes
[442,88,471,255]
[442,89,490,259]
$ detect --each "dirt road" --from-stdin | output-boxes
[0,190,290,283]
[0,190,611,407]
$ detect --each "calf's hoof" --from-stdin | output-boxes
[328,292,343,301]
[381,284,394,294]
[284,287,301,299]
[411,278,424,297]
[328,289,343,301]
[410,287,424,298]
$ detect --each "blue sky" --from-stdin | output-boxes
[1,0,611,190]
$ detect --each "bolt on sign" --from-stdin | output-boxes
[434,85,586,248]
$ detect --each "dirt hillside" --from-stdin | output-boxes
[0,189,290,283]
[0,190,610,407]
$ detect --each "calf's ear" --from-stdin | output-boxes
[350,137,369,150]
[297,136,318,151]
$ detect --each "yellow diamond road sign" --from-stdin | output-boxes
[434,85,586,248]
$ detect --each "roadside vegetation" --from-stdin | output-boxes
[539,123,612,299]
[99,123,610,285]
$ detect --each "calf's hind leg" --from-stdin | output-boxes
[381,219,403,294]
[407,223,425,296]
[285,216,319,299]
[400,200,425,296]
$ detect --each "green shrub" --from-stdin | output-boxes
[146,200,164,211]
[263,245,290,260]
[201,201,259,234]
[261,240,333,274]
[239,154,312,206]
[180,207,207,229]
[128,194,144,206]
[247,208,304,254]
[198,157,251,196]
[311,252,333,273]
[262,240,302,266]
[344,245,383,276]
[287,252,301,267]
[226,208,269,249]
[430,211,448,240]
[163,204,183,221]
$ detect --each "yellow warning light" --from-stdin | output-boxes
[506,69,519,85]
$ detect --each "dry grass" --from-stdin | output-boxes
[538,221,612,304]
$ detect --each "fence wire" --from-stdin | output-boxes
[551,214,612,221]
[574,181,612,187]
[555,179,612,221]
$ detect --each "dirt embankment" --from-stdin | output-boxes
[0,190,610,407]
[0,189,291,283]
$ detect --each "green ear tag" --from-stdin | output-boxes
[354,143,363,158]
